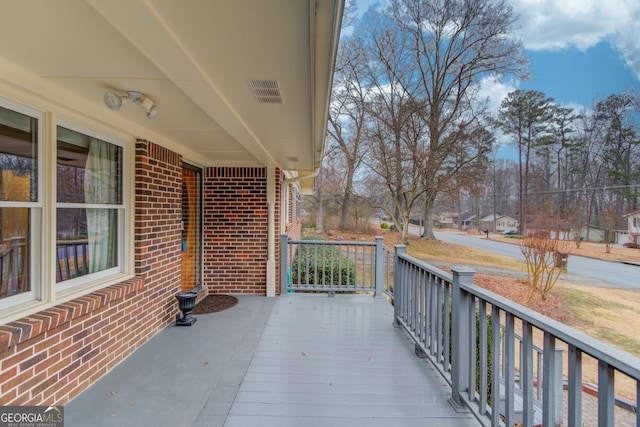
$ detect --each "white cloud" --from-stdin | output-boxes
[511,0,640,78]
[476,75,519,114]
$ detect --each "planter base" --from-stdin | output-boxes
[175,313,197,326]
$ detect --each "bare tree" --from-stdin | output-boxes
[352,0,527,241]
[327,35,369,230]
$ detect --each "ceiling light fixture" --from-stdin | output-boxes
[103,90,159,119]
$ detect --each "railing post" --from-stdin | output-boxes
[374,237,384,298]
[280,234,289,296]
[393,245,406,327]
[450,267,475,411]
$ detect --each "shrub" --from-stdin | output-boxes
[446,303,494,404]
[380,222,389,229]
[290,236,355,287]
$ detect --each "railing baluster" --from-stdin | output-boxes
[504,312,515,426]
[542,332,557,426]
[537,351,542,401]
[425,272,432,351]
[443,277,451,372]
[522,320,534,427]
[597,360,615,427]
[636,380,639,427]
[491,305,501,427]
[567,344,582,427]
[478,300,488,414]
[468,293,476,401]
[421,268,427,345]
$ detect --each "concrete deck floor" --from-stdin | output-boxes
[65,295,480,427]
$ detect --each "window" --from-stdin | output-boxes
[56,125,124,288]
[0,103,41,306]
[0,98,128,314]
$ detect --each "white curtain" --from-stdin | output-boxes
[84,138,116,273]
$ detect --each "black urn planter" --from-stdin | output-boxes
[175,291,198,326]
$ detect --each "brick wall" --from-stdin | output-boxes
[0,141,298,405]
[203,167,270,294]
[0,140,183,405]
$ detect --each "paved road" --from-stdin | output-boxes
[433,230,640,290]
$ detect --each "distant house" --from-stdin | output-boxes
[624,210,640,244]
[434,212,457,228]
[453,212,477,230]
[479,214,519,233]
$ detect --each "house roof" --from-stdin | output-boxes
[456,212,476,221]
[0,1,344,191]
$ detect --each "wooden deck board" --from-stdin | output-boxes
[226,295,480,427]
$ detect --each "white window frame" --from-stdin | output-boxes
[55,119,128,293]
[0,98,133,320]
[0,98,44,311]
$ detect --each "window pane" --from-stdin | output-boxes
[57,127,122,204]
[56,208,117,282]
[0,106,38,202]
[0,208,30,298]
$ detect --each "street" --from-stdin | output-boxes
[433,230,640,290]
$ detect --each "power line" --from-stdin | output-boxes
[476,184,640,199]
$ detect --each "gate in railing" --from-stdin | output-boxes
[280,235,393,296]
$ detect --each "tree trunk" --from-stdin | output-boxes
[339,169,354,230]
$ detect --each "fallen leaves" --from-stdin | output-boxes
[107,390,117,396]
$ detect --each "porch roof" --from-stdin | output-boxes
[0,1,344,191]
[65,295,480,426]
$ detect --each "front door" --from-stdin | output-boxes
[181,164,202,291]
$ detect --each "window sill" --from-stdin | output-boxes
[0,276,144,354]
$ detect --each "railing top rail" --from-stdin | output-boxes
[287,239,376,247]
[461,281,640,380]
[394,246,640,379]
[397,251,454,283]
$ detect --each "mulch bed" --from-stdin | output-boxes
[191,294,238,314]
[473,274,572,324]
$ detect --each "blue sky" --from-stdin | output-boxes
[352,0,640,153]
[523,42,638,107]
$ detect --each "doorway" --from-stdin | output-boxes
[181,163,202,292]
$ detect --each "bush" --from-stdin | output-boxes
[446,303,494,404]
[380,222,389,229]
[290,236,356,287]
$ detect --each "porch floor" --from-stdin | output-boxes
[65,295,480,427]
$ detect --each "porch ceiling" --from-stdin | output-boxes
[0,0,343,178]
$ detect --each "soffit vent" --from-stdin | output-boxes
[249,79,283,104]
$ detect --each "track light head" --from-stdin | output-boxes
[103,91,124,110]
